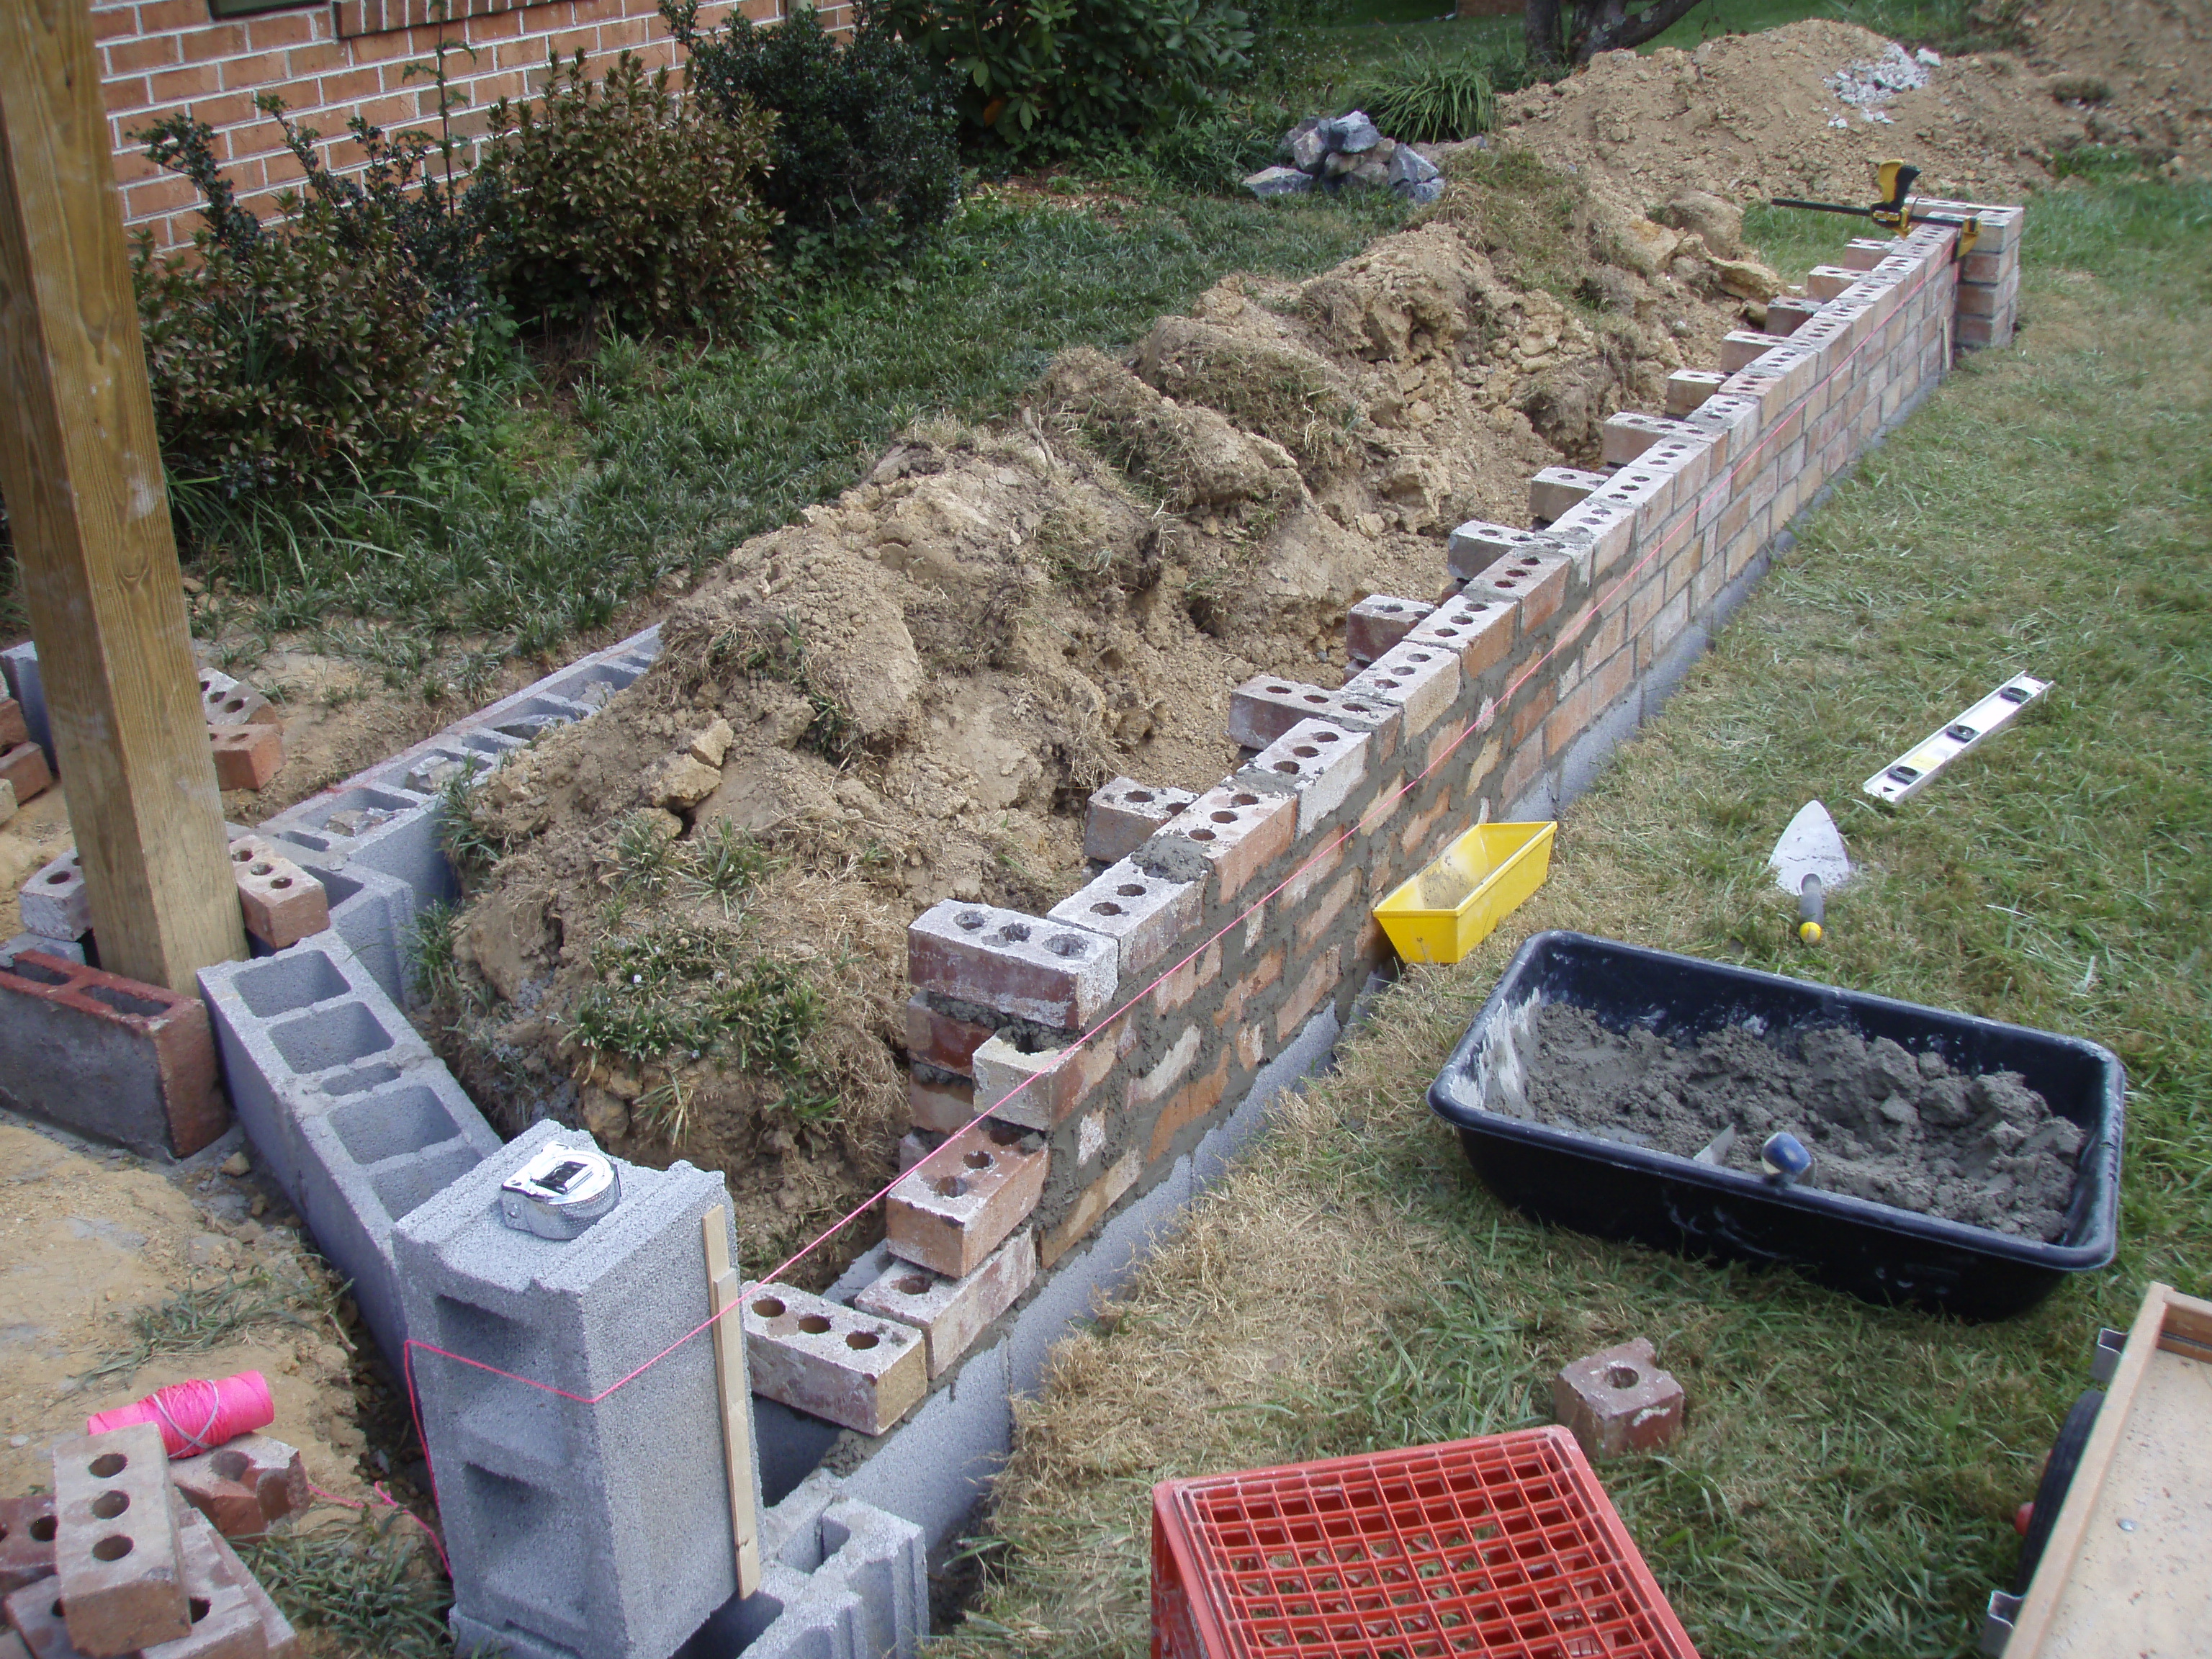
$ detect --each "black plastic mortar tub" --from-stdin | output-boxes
[1426,931,2124,1320]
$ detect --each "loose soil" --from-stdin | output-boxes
[1506,1003,2085,1238]
[434,158,1768,1285]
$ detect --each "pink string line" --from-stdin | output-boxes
[308,1478,452,1577]
[395,239,1949,1477]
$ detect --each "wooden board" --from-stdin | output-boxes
[0,0,246,990]
[702,1205,763,1596]
[2007,1284,2212,1658]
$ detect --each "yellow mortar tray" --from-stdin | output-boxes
[1372,821,1556,966]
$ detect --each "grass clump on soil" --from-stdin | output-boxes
[85,1268,331,1385]
[241,1520,451,1659]
[936,174,2212,1657]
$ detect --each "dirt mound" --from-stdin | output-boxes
[430,162,1756,1284]
[1484,19,2093,212]
[2023,0,2211,166]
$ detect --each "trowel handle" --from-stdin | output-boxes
[1798,874,1825,945]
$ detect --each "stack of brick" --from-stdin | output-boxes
[822,205,2019,1437]
[1,1421,297,1658]
[1912,197,2024,349]
[200,670,285,794]
[0,694,48,830]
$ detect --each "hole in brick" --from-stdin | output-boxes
[984,1123,1026,1148]
[1406,652,1433,664]
[222,698,246,714]
[1114,884,1146,898]
[1374,678,1402,690]
[1046,933,1089,958]
[232,847,253,862]
[6,961,71,987]
[1125,790,1154,803]
[211,1450,249,1481]
[845,1331,879,1351]
[271,877,294,891]
[43,871,68,884]
[1342,701,1377,716]
[1265,685,1292,695]
[1231,793,1259,807]
[1091,902,1124,915]
[1301,693,1327,704]
[995,923,1031,945]
[249,861,274,876]
[1189,830,1217,842]
[269,1000,394,1073]
[1379,603,1402,614]
[1608,1364,1640,1389]
[1313,732,1339,744]
[189,1599,210,1624]
[797,1316,832,1335]
[1291,746,1318,760]
[1209,811,1237,824]
[752,1297,787,1318]
[89,1452,127,1478]
[1273,762,1299,774]
[48,1600,62,1619]
[956,912,985,931]
[1433,627,1459,638]
[932,1176,966,1198]
[91,1536,132,1563]
[896,1274,931,1296]
[89,1492,128,1521]
[963,1149,992,1169]
[231,952,349,1018]
[29,1517,55,1543]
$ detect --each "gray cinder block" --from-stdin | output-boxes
[197,935,500,1362]
[396,1121,741,1659]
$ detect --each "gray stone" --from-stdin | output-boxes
[1244,165,1313,199]
[1285,118,1327,173]
[1323,109,1381,152]
[397,1122,741,1659]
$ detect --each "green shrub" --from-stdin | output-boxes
[662,0,960,274]
[131,106,482,500]
[482,50,777,332]
[871,0,1256,158]
[1138,111,1287,193]
[1349,46,1498,143]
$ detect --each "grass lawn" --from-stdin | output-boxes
[938,173,2211,1657]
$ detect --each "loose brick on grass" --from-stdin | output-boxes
[54,1423,189,1655]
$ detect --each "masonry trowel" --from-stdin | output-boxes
[1767,801,1851,945]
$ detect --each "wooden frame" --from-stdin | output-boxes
[703,1205,763,1598]
[2002,1282,2212,1657]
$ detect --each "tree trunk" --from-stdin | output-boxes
[1524,0,1564,67]
[1572,0,1713,60]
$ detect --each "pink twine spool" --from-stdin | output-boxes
[86,1370,274,1457]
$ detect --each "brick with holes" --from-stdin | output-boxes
[1046,859,1200,979]
[1529,466,1607,523]
[1082,777,1198,865]
[1665,369,1726,416]
[1236,719,1367,834]
[884,1120,1048,1280]
[1143,784,1296,907]
[1764,295,1822,335]
[742,1282,927,1437]
[1340,639,1459,739]
[167,1435,308,1542]
[0,1495,55,1593]
[53,1422,191,1655]
[208,726,283,793]
[1444,519,1555,584]
[1552,1337,1686,1460]
[853,1227,1036,1378]
[907,901,1118,1031]
[1225,678,1396,753]
[225,838,328,950]
[19,850,88,942]
[201,684,281,730]
[1343,595,1433,664]
[1462,547,1575,634]
[1404,592,1516,681]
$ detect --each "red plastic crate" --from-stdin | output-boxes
[1151,1426,1700,1659]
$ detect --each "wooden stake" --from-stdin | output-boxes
[0,0,246,990]
[702,1205,763,1596]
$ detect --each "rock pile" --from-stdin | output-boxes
[1244,109,1446,204]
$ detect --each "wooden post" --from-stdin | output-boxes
[0,0,246,991]
[702,1205,763,1597]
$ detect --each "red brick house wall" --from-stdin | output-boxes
[93,0,820,249]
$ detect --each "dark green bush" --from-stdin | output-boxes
[131,104,483,499]
[871,0,1255,158]
[482,50,777,332]
[662,0,960,274]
